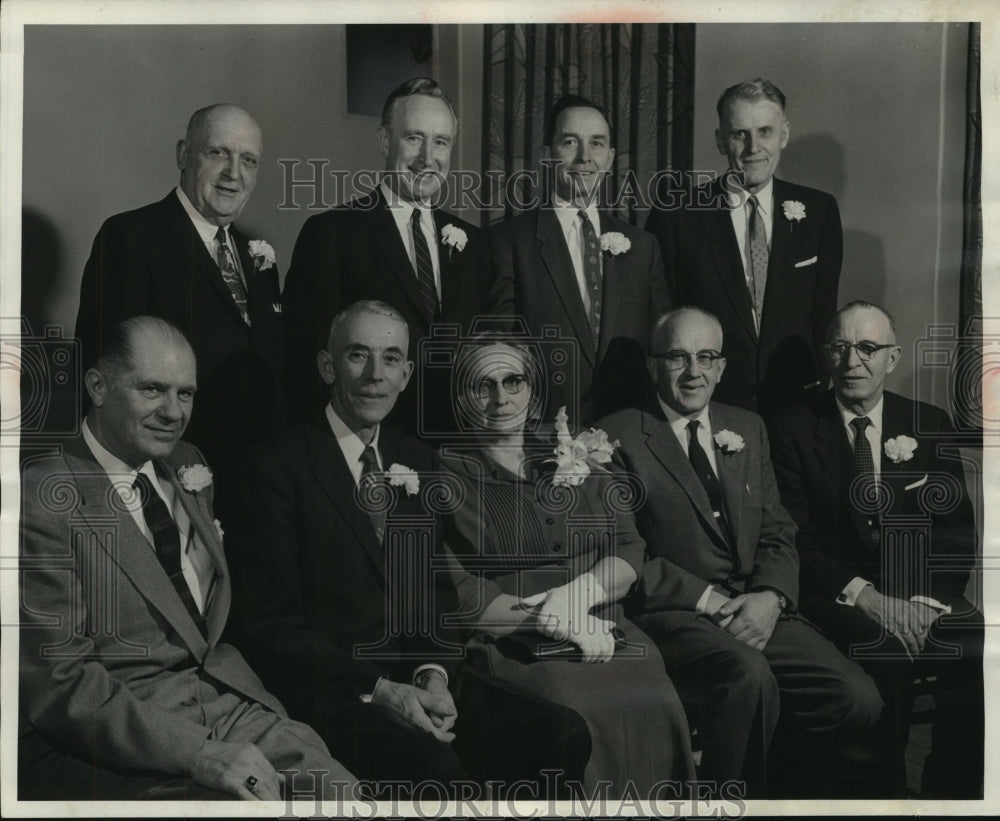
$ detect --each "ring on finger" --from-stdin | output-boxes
[245,775,258,790]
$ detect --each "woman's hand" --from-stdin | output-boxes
[521,573,608,641]
[567,615,617,663]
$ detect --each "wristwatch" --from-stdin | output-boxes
[755,586,789,613]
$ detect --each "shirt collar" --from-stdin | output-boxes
[325,402,382,466]
[551,193,601,237]
[175,186,225,246]
[724,176,774,216]
[82,417,160,488]
[657,395,712,439]
[835,393,885,437]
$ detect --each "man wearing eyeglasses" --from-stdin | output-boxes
[769,300,982,798]
[600,306,882,798]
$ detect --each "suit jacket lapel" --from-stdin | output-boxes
[306,423,387,576]
[536,208,596,367]
[158,455,229,643]
[641,401,728,548]
[162,192,246,326]
[812,395,873,544]
[760,179,792,340]
[596,214,626,364]
[61,437,210,656]
[699,190,757,342]
[369,189,429,332]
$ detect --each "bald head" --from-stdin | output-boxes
[177,104,262,226]
[648,308,727,417]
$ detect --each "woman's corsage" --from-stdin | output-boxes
[386,463,420,495]
[884,435,918,463]
[599,232,631,256]
[177,464,213,493]
[549,406,620,487]
[713,430,745,454]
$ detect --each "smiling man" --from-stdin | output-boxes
[489,94,670,426]
[19,316,355,801]
[599,306,883,798]
[646,79,843,418]
[769,301,983,797]
[75,104,285,511]
[283,78,492,438]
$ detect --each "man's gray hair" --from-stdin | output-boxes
[326,300,410,353]
[716,79,787,120]
[828,300,897,338]
[380,77,457,133]
[94,316,192,377]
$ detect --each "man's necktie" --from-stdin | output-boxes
[411,209,438,323]
[133,473,207,635]
[215,227,250,326]
[850,416,881,547]
[747,196,768,333]
[578,210,603,351]
[687,420,737,562]
[359,445,385,543]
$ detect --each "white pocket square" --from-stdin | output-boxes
[904,474,928,491]
[794,256,818,268]
[272,302,283,313]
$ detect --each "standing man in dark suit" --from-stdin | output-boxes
[75,104,284,509]
[600,307,881,798]
[491,95,671,427]
[19,316,354,801]
[646,79,842,416]
[282,78,491,438]
[769,300,983,798]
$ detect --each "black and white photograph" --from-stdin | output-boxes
[1,0,996,816]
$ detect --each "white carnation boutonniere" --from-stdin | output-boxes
[713,430,745,454]
[386,463,420,496]
[248,239,277,271]
[548,406,620,487]
[599,232,631,256]
[781,200,806,227]
[884,435,918,463]
[213,518,225,541]
[441,224,468,260]
[177,464,213,493]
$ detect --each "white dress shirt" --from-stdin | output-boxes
[82,419,215,613]
[551,195,602,314]
[380,181,442,299]
[175,186,245,285]
[325,402,383,483]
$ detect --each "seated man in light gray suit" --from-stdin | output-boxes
[599,306,881,798]
[18,316,355,801]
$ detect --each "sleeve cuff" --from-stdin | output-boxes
[359,676,385,704]
[695,585,715,614]
[836,577,873,607]
[411,664,449,688]
[910,595,952,615]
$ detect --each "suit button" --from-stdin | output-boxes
[552,543,563,552]
[546,517,555,525]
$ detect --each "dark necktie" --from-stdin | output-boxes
[215,227,250,325]
[133,472,207,636]
[747,196,768,332]
[687,420,724,518]
[850,416,881,546]
[359,445,385,543]
[411,209,438,323]
[578,210,603,351]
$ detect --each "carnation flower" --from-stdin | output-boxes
[248,239,277,270]
[884,435,918,463]
[713,430,745,454]
[386,463,420,495]
[177,464,213,493]
[441,224,468,252]
[782,201,806,222]
[599,232,631,255]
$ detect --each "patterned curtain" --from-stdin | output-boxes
[952,22,983,434]
[481,23,695,227]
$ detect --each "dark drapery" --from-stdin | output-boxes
[481,23,695,227]
[952,22,983,434]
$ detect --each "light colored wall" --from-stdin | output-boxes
[21,23,483,338]
[693,22,970,413]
